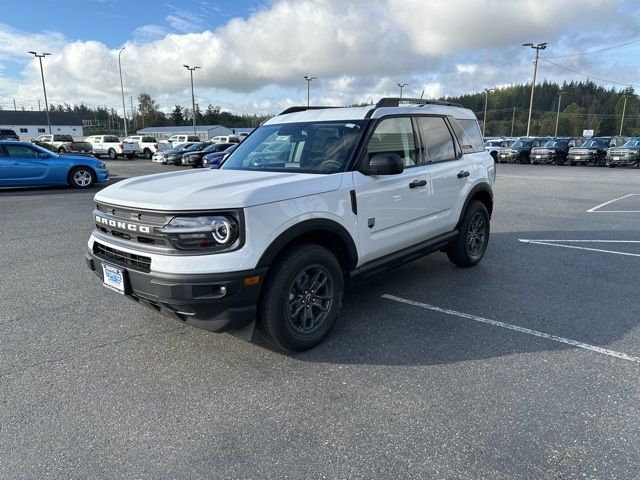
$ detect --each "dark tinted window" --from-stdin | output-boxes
[142,137,156,142]
[417,116,456,163]
[5,144,39,158]
[104,136,120,143]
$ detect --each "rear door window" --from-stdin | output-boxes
[449,118,484,153]
[416,116,456,163]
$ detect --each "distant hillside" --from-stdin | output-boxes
[443,81,638,137]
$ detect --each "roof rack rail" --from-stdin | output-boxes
[375,97,464,108]
[277,106,339,116]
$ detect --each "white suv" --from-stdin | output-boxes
[86,98,495,352]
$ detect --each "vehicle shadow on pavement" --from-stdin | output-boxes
[296,231,640,366]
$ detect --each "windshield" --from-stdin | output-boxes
[623,139,640,147]
[222,121,366,174]
[581,139,605,148]
[543,141,557,148]
[176,143,196,151]
[512,140,531,148]
[484,140,501,147]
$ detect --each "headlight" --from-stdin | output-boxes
[158,215,240,251]
[97,162,107,169]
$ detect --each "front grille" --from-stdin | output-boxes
[94,203,170,247]
[93,242,152,272]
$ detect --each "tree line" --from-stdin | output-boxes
[444,80,639,137]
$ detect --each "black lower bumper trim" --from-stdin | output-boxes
[86,250,267,332]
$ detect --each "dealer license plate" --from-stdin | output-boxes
[613,156,620,160]
[536,155,541,159]
[501,154,507,158]
[102,264,125,294]
[574,156,581,160]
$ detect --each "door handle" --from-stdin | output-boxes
[457,170,470,178]
[409,179,427,189]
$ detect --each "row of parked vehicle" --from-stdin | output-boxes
[151,141,237,168]
[22,131,244,160]
[484,135,640,168]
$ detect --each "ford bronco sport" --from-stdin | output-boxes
[86,98,495,353]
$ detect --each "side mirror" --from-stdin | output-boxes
[361,153,404,175]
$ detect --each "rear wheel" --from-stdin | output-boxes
[108,148,117,160]
[143,149,153,159]
[258,243,344,353]
[68,167,95,189]
[447,201,490,267]
[58,147,66,154]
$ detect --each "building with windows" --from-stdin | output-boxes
[135,125,235,141]
[0,111,85,139]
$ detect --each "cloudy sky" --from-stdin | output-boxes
[1,0,639,115]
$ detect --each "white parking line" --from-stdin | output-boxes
[518,239,640,258]
[587,193,640,213]
[382,294,640,363]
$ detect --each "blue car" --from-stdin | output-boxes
[203,144,237,169]
[0,141,109,189]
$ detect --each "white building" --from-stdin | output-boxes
[136,125,233,141]
[0,111,84,140]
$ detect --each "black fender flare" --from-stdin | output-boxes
[256,218,358,270]
[456,183,494,229]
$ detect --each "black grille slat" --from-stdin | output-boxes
[93,242,151,272]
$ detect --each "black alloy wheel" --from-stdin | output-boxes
[447,200,490,267]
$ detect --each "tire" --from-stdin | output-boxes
[108,149,117,160]
[556,155,565,166]
[126,153,135,159]
[570,161,576,166]
[68,167,95,189]
[58,147,66,154]
[597,156,606,167]
[608,164,616,168]
[519,154,529,165]
[143,149,152,159]
[258,243,344,353]
[447,201,490,268]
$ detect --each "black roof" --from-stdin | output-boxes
[0,110,83,126]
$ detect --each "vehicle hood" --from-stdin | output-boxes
[94,169,343,210]
[61,154,102,166]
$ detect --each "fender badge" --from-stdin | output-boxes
[368,218,375,229]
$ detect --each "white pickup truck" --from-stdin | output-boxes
[157,134,200,152]
[122,136,158,159]
[33,134,93,154]
[85,135,124,159]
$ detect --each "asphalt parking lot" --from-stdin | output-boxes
[1,159,639,479]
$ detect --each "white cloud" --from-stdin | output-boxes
[1,0,637,114]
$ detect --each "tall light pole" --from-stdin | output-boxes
[183,65,201,135]
[511,106,516,137]
[482,88,494,137]
[522,42,547,137]
[620,94,628,136]
[28,51,52,134]
[397,82,410,99]
[304,75,316,107]
[554,91,565,137]
[118,47,128,137]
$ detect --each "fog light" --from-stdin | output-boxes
[219,286,227,295]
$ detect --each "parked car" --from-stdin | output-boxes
[0,141,108,188]
[567,136,627,166]
[497,137,549,164]
[85,135,124,159]
[530,137,583,165]
[85,97,494,352]
[31,140,59,153]
[182,142,235,167]
[210,135,240,144]
[605,137,640,168]
[157,134,200,151]
[33,134,93,154]
[122,136,158,159]
[151,142,201,165]
[0,129,19,140]
[484,138,516,161]
[203,144,237,168]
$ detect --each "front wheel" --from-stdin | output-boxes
[68,167,95,189]
[447,201,490,267]
[58,147,66,154]
[258,243,344,353]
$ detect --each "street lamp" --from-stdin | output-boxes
[118,47,127,137]
[397,82,410,99]
[304,75,316,107]
[183,64,201,135]
[28,51,52,134]
[620,93,628,136]
[554,91,565,137]
[482,88,494,137]
[522,42,547,137]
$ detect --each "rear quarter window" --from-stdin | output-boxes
[450,118,484,153]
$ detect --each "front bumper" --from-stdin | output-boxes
[567,152,598,163]
[96,170,109,182]
[606,154,639,165]
[498,152,519,162]
[531,152,555,162]
[86,248,267,332]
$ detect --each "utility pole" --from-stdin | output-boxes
[38,99,41,111]
[130,96,135,131]
[522,42,547,137]
[28,51,52,133]
[304,75,316,107]
[620,94,628,136]
[482,88,494,137]
[397,82,410,99]
[13,99,16,110]
[118,47,128,137]
[511,107,516,137]
[184,65,201,135]
[554,91,565,137]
